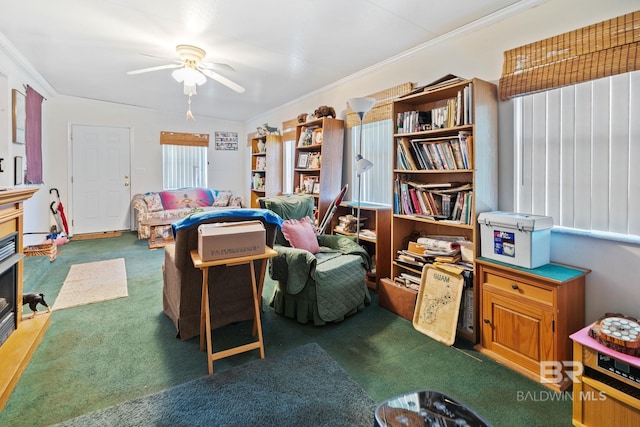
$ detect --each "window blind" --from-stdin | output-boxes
[515,70,640,237]
[345,82,413,127]
[500,11,640,101]
[162,144,208,190]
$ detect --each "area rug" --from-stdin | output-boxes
[53,258,128,311]
[53,342,376,426]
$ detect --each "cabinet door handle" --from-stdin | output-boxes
[511,284,519,290]
[483,318,490,324]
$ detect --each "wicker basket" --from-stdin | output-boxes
[24,242,57,262]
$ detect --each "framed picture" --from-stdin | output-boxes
[214,131,238,150]
[14,156,23,185]
[312,182,320,194]
[12,89,26,144]
[297,152,309,168]
[307,152,321,169]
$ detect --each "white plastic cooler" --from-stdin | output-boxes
[478,211,553,269]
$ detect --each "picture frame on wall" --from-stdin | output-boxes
[14,156,23,185]
[12,89,26,144]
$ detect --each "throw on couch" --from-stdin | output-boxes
[132,187,245,239]
[259,194,371,326]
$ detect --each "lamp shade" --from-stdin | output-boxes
[356,155,373,176]
[172,67,207,86]
[348,97,376,116]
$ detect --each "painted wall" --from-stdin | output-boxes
[0,0,637,322]
[244,0,640,323]
[25,95,245,242]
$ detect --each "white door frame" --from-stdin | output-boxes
[67,123,134,235]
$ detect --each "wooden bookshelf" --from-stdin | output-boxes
[384,78,498,343]
[330,201,391,291]
[294,117,344,224]
[249,133,282,208]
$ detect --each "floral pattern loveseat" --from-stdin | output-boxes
[132,187,244,239]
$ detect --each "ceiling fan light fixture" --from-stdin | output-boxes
[172,67,206,86]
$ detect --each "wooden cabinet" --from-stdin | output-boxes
[330,201,391,291]
[294,117,344,223]
[385,78,498,343]
[249,133,282,208]
[475,257,590,393]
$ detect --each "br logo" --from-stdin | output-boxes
[540,361,584,384]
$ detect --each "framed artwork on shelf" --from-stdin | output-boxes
[313,182,320,194]
[313,128,323,144]
[12,89,26,144]
[308,152,321,169]
[297,152,309,168]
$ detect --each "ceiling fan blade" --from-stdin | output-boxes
[201,69,245,93]
[126,63,182,75]
[200,62,235,72]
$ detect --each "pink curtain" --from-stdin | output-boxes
[25,86,44,184]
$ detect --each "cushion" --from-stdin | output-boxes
[281,216,320,254]
[213,191,231,207]
[159,188,214,210]
[229,195,243,207]
[143,193,163,212]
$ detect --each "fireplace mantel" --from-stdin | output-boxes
[0,186,43,410]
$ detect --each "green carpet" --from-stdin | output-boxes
[52,343,375,426]
[1,232,573,426]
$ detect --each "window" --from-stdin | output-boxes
[514,71,640,241]
[351,119,392,204]
[162,144,208,189]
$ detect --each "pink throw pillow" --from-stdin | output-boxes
[281,216,320,253]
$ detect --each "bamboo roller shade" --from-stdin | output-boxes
[499,11,640,100]
[346,82,414,128]
[281,118,298,142]
[160,131,209,147]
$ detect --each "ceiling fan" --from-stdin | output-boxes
[127,44,245,94]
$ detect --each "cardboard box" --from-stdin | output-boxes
[478,211,553,269]
[197,221,265,262]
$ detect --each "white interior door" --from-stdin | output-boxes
[71,125,131,235]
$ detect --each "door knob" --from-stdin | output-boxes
[511,284,519,290]
[483,318,490,324]
[124,182,130,187]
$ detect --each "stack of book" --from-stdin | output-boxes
[335,215,367,234]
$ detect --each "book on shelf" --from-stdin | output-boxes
[394,179,473,223]
[396,136,471,171]
[396,81,474,133]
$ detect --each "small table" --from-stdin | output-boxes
[190,247,277,374]
[140,218,180,249]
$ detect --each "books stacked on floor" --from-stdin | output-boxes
[394,235,474,290]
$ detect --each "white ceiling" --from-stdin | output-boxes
[0,0,524,122]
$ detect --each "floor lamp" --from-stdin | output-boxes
[348,97,375,244]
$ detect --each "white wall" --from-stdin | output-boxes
[244,0,640,323]
[1,0,638,321]
[24,95,245,241]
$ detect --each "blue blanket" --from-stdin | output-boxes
[172,208,283,236]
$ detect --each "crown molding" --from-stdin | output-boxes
[0,32,56,96]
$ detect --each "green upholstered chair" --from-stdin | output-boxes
[259,194,371,325]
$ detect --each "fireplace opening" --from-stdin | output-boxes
[0,232,22,347]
